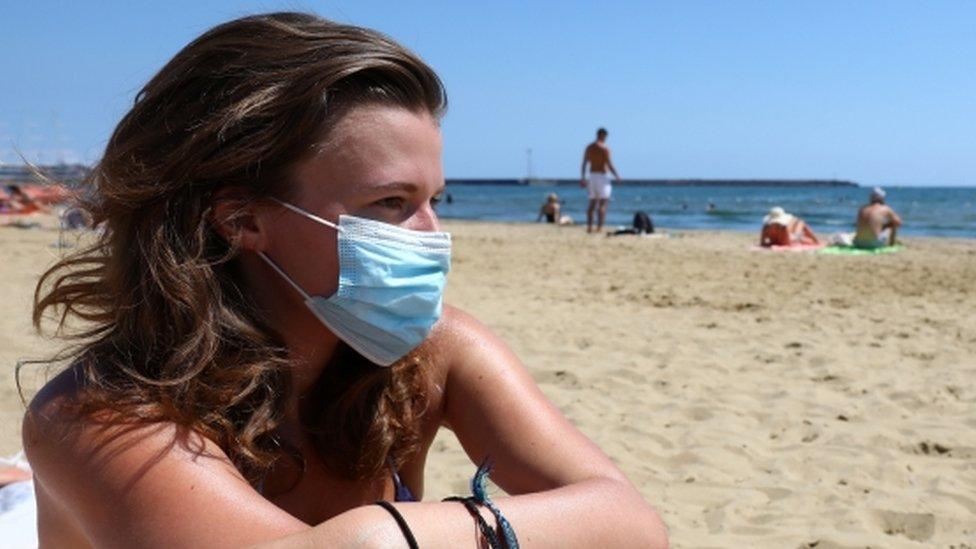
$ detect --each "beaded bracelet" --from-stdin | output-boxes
[470,458,519,549]
[443,496,503,549]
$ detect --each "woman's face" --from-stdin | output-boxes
[261,105,445,300]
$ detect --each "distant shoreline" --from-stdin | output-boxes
[437,218,976,241]
[447,178,859,188]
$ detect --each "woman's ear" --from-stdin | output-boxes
[210,187,271,252]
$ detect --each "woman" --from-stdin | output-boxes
[759,206,821,247]
[536,193,561,224]
[22,12,667,548]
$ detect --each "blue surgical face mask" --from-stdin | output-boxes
[259,198,451,366]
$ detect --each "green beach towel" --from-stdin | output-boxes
[817,244,905,255]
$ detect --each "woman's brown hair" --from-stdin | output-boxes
[30,12,446,484]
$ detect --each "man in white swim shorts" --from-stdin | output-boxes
[580,127,621,233]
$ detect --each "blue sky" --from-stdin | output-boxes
[2,1,974,186]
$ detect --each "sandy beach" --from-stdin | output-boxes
[2,218,974,547]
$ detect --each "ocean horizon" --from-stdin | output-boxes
[438,184,976,239]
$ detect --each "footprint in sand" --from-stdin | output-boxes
[905,441,976,459]
[744,512,783,526]
[801,540,878,549]
[871,509,936,542]
[902,350,937,361]
[828,297,852,309]
[685,407,714,421]
[807,355,828,368]
[607,368,647,384]
[755,486,792,502]
[703,503,727,534]
[535,369,580,388]
[810,373,840,383]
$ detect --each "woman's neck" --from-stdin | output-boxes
[277,321,342,424]
[238,252,343,410]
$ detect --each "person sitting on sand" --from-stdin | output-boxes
[854,187,901,249]
[760,206,821,247]
[536,192,562,224]
[21,13,667,549]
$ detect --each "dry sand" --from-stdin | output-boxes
[2,219,974,547]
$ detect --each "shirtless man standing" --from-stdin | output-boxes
[854,187,902,248]
[580,127,621,233]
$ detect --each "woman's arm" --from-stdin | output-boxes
[433,307,668,547]
[269,307,669,548]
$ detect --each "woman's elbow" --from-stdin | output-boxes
[596,477,669,548]
[623,491,669,549]
[640,505,670,549]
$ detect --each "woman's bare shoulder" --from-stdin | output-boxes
[416,306,481,407]
[24,366,94,453]
[426,305,525,395]
[430,305,495,349]
[23,366,240,489]
[23,367,305,547]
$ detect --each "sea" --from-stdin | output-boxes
[438,184,976,239]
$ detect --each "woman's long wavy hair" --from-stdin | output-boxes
[30,12,446,485]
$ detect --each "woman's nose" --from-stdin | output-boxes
[404,202,440,232]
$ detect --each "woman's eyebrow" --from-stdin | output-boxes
[372,181,446,194]
[373,181,418,193]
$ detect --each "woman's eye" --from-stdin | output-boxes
[376,197,405,210]
[429,194,443,207]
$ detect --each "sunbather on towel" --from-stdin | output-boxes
[2,185,48,215]
[760,207,821,247]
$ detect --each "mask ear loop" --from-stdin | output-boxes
[270,197,344,232]
[260,198,344,300]
[258,252,312,301]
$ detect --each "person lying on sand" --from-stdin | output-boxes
[0,185,51,229]
[0,464,31,487]
[1,185,49,215]
[760,207,821,247]
[22,13,667,549]
[608,211,655,236]
[854,187,901,249]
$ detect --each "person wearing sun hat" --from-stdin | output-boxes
[759,206,821,247]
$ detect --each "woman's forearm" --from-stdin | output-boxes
[256,502,485,548]
[264,477,667,548]
[452,477,668,548]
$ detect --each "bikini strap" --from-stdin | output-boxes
[388,456,417,502]
[374,500,419,549]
